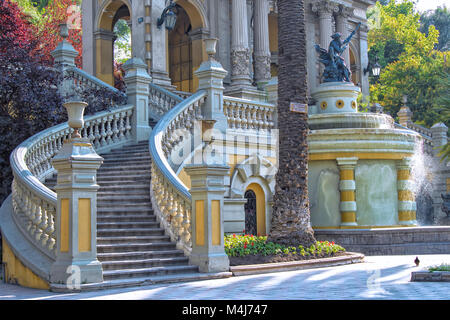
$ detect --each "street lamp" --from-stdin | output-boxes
[157,0,178,31]
[364,56,381,77]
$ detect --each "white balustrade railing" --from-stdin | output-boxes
[66,67,126,97]
[10,105,135,260]
[223,96,276,131]
[395,122,433,155]
[149,91,206,254]
[149,83,183,121]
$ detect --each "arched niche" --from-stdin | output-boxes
[95,0,131,86]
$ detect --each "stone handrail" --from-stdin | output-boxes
[223,96,276,131]
[10,105,135,260]
[149,91,207,254]
[66,66,126,97]
[394,122,433,155]
[148,83,183,121]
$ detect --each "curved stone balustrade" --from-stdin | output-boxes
[223,96,276,131]
[148,83,183,121]
[149,91,207,254]
[394,123,433,155]
[66,67,126,97]
[9,105,135,261]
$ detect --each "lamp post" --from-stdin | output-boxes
[157,0,178,31]
[364,56,381,78]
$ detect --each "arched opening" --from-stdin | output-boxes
[349,48,358,85]
[169,6,193,92]
[168,0,207,92]
[245,183,267,236]
[96,1,131,86]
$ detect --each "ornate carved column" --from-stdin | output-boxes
[335,5,354,68]
[254,0,271,88]
[312,0,339,50]
[230,0,252,88]
[336,157,358,226]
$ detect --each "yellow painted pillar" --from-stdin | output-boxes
[189,28,208,92]
[50,116,104,289]
[336,157,358,226]
[184,164,230,273]
[94,29,115,86]
[396,158,417,225]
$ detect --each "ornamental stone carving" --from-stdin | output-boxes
[254,54,272,82]
[231,48,251,77]
[311,0,339,16]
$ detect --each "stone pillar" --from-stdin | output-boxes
[336,157,358,226]
[190,28,209,92]
[253,0,271,88]
[94,29,116,86]
[131,0,147,64]
[312,0,339,51]
[359,24,369,95]
[265,77,278,105]
[193,40,228,134]
[123,57,153,143]
[396,158,417,225]
[431,123,448,157]
[81,0,95,75]
[50,129,104,286]
[51,26,79,97]
[184,165,230,273]
[335,6,353,69]
[230,0,252,89]
[397,106,413,127]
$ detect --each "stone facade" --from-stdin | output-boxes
[81,0,375,99]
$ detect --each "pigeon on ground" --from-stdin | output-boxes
[414,256,420,266]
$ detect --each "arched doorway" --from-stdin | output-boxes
[244,190,257,236]
[96,0,131,86]
[349,48,358,85]
[245,183,267,236]
[169,6,193,92]
[168,0,207,92]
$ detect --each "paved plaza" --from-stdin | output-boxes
[0,254,449,300]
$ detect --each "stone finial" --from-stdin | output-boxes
[431,122,449,149]
[397,106,413,127]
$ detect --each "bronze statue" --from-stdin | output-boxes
[315,22,361,83]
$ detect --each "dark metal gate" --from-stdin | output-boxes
[244,190,257,236]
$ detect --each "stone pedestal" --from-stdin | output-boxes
[337,157,358,226]
[396,158,417,226]
[311,82,361,114]
[185,164,230,273]
[50,138,104,287]
[123,57,153,143]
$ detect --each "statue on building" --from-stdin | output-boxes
[315,22,361,83]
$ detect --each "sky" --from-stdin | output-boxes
[415,0,449,12]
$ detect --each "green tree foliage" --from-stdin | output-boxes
[368,1,449,128]
[420,6,450,51]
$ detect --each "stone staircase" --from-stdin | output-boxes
[45,141,230,290]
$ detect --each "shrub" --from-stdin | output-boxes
[224,234,346,258]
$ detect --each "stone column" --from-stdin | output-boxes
[312,0,339,51]
[230,0,252,89]
[184,165,230,273]
[81,0,95,75]
[50,126,104,286]
[336,157,358,226]
[131,0,147,64]
[94,29,116,86]
[193,39,228,134]
[51,26,79,97]
[190,28,209,92]
[123,57,153,143]
[396,158,417,225]
[431,122,449,223]
[359,24,369,95]
[397,106,413,127]
[335,6,353,69]
[253,0,271,88]
[431,123,448,158]
[265,77,278,105]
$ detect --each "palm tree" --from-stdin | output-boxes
[267,0,316,247]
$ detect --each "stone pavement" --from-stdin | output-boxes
[0,254,449,300]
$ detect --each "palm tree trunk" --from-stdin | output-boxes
[267,0,316,247]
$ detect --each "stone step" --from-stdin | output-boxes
[96,207,154,215]
[96,169,152,176]
[98,192,150,198]
[97,221,160,229]
[101,161,151,169]
[100,257,189,271]
[98,164,151,172]
[97,249,185,261]
[98,184,150,190]
[97,227,165,237]
[97,175,151,182]
[97,235,170,245]
[102,151,150,159]
[97,241,175,253]
[97,196,151,203]
[110,145,149,153]
[102,265,199,280]
[97,215,157,222]
[102,155,151,161]
[98,182,150,188]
